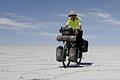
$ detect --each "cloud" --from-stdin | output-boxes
[41,32,57,38]
[22,31,57,39]
[3,12,16,15]
[0,17,38,30]
[57,13,67,17]
[0,12,62,41]
[77,13,87,17]
[36,22,60,28]
[105,19,120,25]
[57,12,87,17]
[89,11,120,26]
[0,12,61,30]
[89,12,111,19]
[0,12,38,30]
[83,35,100,39]
[2,12,32,21]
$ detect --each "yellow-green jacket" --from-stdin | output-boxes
[65,17,82,30]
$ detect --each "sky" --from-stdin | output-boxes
[0,0,120,46]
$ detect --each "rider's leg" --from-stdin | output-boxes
[76,30,83,50]
[76,31,83,58]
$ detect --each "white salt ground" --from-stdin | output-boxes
[0,46,120,80]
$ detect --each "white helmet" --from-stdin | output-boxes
[68,10,77,17]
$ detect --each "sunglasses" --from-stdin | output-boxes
[69,15,77,17]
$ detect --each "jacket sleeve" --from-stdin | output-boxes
[65,19,70,26]
[78,17,82,30]
[78,17,82,26]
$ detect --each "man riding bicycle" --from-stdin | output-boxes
[56,10,88,67]
[64,10,83,51]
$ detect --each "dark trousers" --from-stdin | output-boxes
[76,30,83,50]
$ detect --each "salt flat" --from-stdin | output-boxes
[0,46,120,80]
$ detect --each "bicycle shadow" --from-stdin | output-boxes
[59,62,93,68]
[80,62,93,66]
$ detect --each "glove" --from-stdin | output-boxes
[75,30,79,35]
[59,27,63,33]
[69,28,73,31]
[74,29,80,35]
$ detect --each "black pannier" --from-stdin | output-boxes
[56,46,64,62]
[81,39,88,52]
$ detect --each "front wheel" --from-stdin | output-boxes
[62,60,70,68]
[62,48,70,68]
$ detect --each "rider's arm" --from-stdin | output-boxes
[78,17,82,31]
[79,25,82,31]
[75,18,82,34]
[64,19,70,28]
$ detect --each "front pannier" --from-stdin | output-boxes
[56,46,64,62]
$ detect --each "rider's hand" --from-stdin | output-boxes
[59,27,63,33]
[75,30,79,35]
[69,28,73,32]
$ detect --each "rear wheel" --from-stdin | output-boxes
[76,51,82,65]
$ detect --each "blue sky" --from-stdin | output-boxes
[0,0,120,46]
